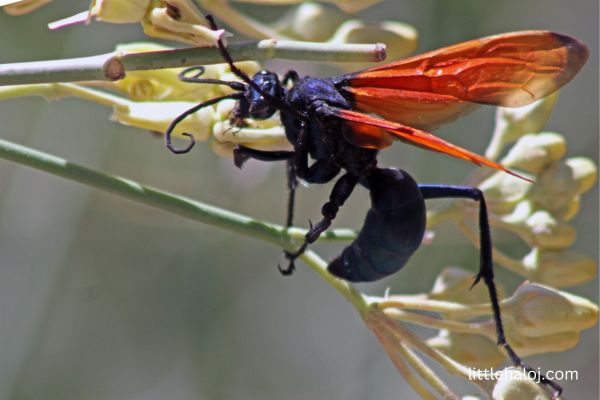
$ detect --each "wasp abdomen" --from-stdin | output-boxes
[328,168,426,282]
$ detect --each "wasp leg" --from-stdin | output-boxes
[286,159,297,228]
[419,184,562,397]
[282,172,358,275]
[232,145,293,168]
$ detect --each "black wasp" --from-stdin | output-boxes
[164,15,588,396]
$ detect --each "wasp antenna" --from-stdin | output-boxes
[166,132,195,154]
[179,66,246,91]
[165,93,243,154]
[203,14,254,86]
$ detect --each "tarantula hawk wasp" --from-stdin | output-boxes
[165,15,588,396]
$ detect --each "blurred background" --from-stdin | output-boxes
[0,1,597,399]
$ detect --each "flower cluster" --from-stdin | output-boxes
[38,0,417,66]
[363,95,597,399]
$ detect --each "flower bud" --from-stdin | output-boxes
[500,132,566,174]
[109,43,202,101]
[492,367,551,400]
[211,140,234,158]
[429,267,502,305]
[90,0,149,23]
[276,2,347,42]
[488,93,558,156]
[526,211,574,247]
[478,172,531,211]
[495,204,576,250]
[3,0,52,15]
[504,326,580,355]
[560,196,581,221]
[213,122,289,148]
[529,158,597,219]
[329,20,418,63]
[211,97,290,151]
[143,1,228,47]
[427,330,505,369]
[111,100,215,141]
[523,211,575,250]
[524,247,596,288]
[327,0,384,13]
[503,283,598,337]
[566,157,597,193]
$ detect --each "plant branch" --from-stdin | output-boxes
[0,40,386,86]
[0,138,355,243]
[0,138,367,302]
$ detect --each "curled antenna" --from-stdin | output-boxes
[165,93,243,154]
[178,66,246,91]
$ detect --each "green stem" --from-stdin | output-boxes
[300,250,368,311]
[0,41,385,86]
[396,343,460,400]
[371,326,439,400]
[0,138,355,244]
[0,138,365,300]
[384,308,488,336]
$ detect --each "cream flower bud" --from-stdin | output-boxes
[521,247,596,288]
[211,97,290,152]
[427,330,505,369]
[495,203,576,249]
[503,283,598,337]
[90,0,149,23]
[478,172,531,212]
[109,43,202,101]
[329,20,417,63]
[112,100,215,141]
[505,327,580,355]
[276,2,347,42]
[560,196,581,221]
[429,267,501,305]
[529,157,597,219]
[3,0,52,15]
[523,210,575,249]
[142,0,229,47]
[325,0,383,13]
[211,141,236,158]
[108,43,259,101]
[490,93,559,153]
[213,121,289,150]
[565,157,597,193]
[500,132,566,174]
[491,367,551,400]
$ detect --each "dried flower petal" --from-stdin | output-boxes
[91,0,150,23]
[2,0,51,15]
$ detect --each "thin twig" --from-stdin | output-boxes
[0,138,355,245]
[0,40,386,86]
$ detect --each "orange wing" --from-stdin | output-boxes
[332,107,532,182]
[341,31,588,129]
